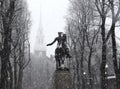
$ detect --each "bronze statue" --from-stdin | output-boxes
[47,32,71,69]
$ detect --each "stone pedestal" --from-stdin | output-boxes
[52,69,72,89]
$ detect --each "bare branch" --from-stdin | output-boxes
[95,0,102,17]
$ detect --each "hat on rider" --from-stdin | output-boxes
[58,32,63,35]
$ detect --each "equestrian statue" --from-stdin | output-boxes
[47,32,71,70]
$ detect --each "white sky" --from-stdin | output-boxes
[27,0,69,56]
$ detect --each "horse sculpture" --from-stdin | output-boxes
[55,47,66,69]
[47,32,71,70]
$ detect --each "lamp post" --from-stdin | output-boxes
[83,72,87,89]
[105,64,108,89]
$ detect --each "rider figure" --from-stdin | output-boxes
[47,32,63,69]
[47,32,71,57]
[47,32,63,48]
[47,32,71,69]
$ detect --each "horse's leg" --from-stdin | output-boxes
[55,48,59,69]
[57,55,60,68]
[55,55,58,69]
[62,48,65,64]
[58,49,62,68]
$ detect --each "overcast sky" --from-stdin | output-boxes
[27,0,69,56]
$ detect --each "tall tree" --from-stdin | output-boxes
[107,0,120,89]
[0,1,16,89]
[95,0,110,89]
[66,0,101,89]
[0,0,30,89]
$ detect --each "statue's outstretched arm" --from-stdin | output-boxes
[47,38,57,46]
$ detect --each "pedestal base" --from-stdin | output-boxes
[52,69,72,89]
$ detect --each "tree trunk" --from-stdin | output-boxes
[100,18,107,89]
[111,23,120,89]
[81,29,85,89]
[88,48,93,89]
[14,56,17,89]
[1,52,13,89]
[74,46,80,89]
[76,58,80,89]
[1,58,8,89]
[0,26,12,89]
[17,68,23,89]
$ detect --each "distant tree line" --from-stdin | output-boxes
[0,0,31,89]
[23,55,55,89]
[66,0,120,89]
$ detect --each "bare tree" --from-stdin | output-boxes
[95,0,120,89]
[0,0,30,89]
[0,1,16,89]
[107,0,120,89]
[11,1,31,89]
[66,1,101,89]
[94,0,111,89]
